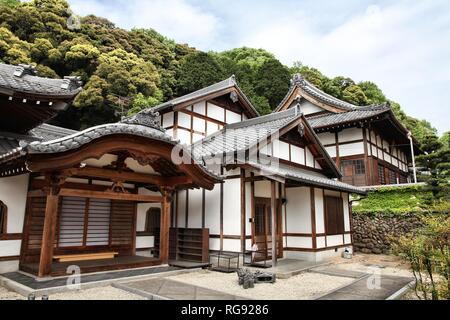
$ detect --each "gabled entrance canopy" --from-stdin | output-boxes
[0,109,221,277]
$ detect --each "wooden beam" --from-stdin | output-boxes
[38,194,59,277]
[271,180,277,267]
[62,166,192,187]
[59,188,163,203]
[310,187,317,249]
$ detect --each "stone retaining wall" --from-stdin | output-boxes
[352,214,423,254]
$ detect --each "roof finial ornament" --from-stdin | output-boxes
[61,76,82,89]
[14,64,37,77]
[120,108,162,131]
[230,91,239,103]
[297,123,305,137]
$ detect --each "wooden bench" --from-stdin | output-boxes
[53,252,119,262]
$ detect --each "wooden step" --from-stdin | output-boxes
[53,252,119,262]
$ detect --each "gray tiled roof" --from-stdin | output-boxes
[275,74,382,112]
[153,75,259,116]
[0,123,75,157]
[29,124,78,141]
[307,104,391,129]
[0,63,82,97]
[193,107,301,159]
[247,161,366,195]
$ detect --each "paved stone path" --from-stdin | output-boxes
[1,266,179,290]
[309,266,367,279]
[115,278,249,300]
[317,274,412,300]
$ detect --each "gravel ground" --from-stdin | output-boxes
[328,253,413,278]
[0,285,144,300]
[167,270,354,300]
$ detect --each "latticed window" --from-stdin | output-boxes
[389,170,397,184]
[341,159,365,175]
[0,201,6,235]
[378,165,385,184]
[145,207,161,236]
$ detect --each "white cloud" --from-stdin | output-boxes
[67,0,449,134]
[235,1,450,134]
[70,0,220,49]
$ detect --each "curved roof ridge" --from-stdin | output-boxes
[275,73,388,112]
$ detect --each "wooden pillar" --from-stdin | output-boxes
[271,180,277,267]
[310,187,317,249]
[38,193,59,277]
[159,188,173,264]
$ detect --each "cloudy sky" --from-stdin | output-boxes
[68,0,450,135]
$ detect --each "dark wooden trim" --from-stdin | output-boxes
[179,109,226,126]
[335,131,340,169]
[59,188,163,203]
[136,247,153,252]
[209,234,251,240]
[322,189,327,247]
[0,233,22,240]
[270,180,277,265]
[323,139,364,147]
[0,255,20,261]
[278,158,323,174]
[284,243,350,252]
[219,181,224,251]
[283,233,313,237]
[310,187,317,249]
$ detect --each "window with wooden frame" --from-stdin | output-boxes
[324,196,344,235]
[145,207,161,236]
[0,201,6,235]
[378,164,385,184]
[389,169,397,184]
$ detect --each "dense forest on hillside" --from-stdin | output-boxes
[0,0,447,154]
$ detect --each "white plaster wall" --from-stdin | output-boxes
[187,188,203,228]
[0,174,29,233]
[136,188,161,232]
[272,140,290,161]
[290,145,305,165]
[207,103,224,122]
[342,193,351,232]
[226,110,241,124]
[326,235,344,247]
[83,154,117,167]
[162,111,174,128]
[285,187,311,233]
[339,142,364,157]
[285,236,312,248]
[344,234,352,244]
[136,236,154,249]
[316,236,326,248]
[209,238,220,251]
[314,188,325,234]
[325,146,337,158]
[193,117,205,133]
[193,102,205,115]
[299,100,324,115]
[305,147,314,167]
[317,132,336,145]
[254,180,271,198]
[245,181,252,240]
[178,112,191,128]
[0,240,21,256]
[192,133,204,143]
[177,128,191,145]
[206,121,219,136]
[177,190,187,228]
[222,239,240,252]
[223,179,241,235]
[338,128,363,142]
[204,184,220,235]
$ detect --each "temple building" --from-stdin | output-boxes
[0,64,368,277]
[274,74,420,186]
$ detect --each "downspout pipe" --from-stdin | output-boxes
[407,131,417,183]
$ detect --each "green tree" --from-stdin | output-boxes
[342,85,369,106]
[254,58,291,108]
[176,51,225,95]
[358,81,386,104]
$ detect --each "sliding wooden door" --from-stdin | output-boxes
[253,197,282,261]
